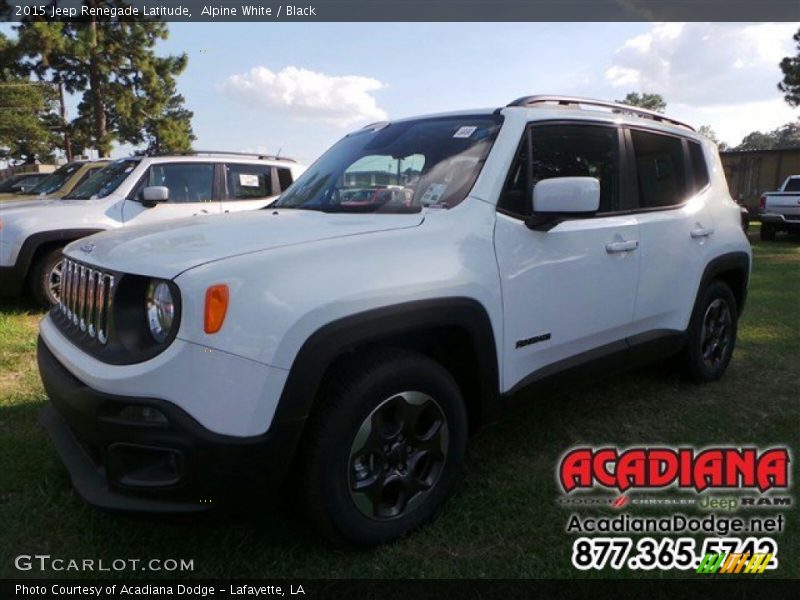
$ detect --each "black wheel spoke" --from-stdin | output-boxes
[700,298,732,369]
[348,390,449,521]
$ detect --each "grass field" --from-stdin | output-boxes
[0,231,798,579]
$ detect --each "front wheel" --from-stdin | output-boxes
[298,348,468,545]
[30,247,64,307]
[680,280,738,383]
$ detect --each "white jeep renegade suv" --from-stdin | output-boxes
[37,96,751,545]
[0,152,304,305]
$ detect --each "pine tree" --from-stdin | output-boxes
[615,92,667,113]
[13,3,194,157]
[778,28,800,107]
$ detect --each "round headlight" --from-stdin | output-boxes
[146,280,175,343]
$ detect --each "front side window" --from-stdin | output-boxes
[275,115,503,213]
[498,124,620,216]
[224,163,273,200]
[134,163,215,203]
[25,162,83,195]
[631,130,688,209]
[65,159,139,200]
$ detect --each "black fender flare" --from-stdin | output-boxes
[17,229,105,278]
[1,229,104,296]
[271,297,500,426]
[695,251,751,315]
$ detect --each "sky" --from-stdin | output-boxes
[4,22,800,164]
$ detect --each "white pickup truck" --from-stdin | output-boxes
[758,175,800,240]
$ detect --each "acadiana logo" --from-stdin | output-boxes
[559,447,790,494]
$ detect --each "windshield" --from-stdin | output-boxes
[24,162,83,195]
[65,159,139,200]
[275,114,503,213]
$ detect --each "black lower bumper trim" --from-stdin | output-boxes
[40,404,207,513]
[37,336,306,512]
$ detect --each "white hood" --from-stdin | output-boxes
[65,209,425,279]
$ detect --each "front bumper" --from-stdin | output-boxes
[38,337,306,512]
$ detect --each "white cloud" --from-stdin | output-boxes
[605,23,798,106]
[220,66,388,127]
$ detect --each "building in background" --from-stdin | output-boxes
[721,148,800,211]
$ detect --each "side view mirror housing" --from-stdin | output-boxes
[141,186,169,208]
[526,177,600,231]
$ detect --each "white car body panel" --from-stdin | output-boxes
[41,104,752,438]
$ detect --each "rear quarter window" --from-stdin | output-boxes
[688,141,710,192]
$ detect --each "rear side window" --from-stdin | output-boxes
[630,130,688,209]
[224,163,273,200]
[688,141,710,192]
[498,124,620,216]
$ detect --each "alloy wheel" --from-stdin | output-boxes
[348,391,449,520]
[700,298,732,369]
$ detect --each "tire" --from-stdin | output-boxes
[29,247,64,307]
[298,348,468,545]
[760,224,776,241]
[679,280,738,383]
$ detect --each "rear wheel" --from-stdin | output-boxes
[30,247,64,307]
[680,280,738,383]
[760,223,776,241]
[298,348,468,545]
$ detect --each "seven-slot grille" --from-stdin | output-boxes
[59,258,115,344]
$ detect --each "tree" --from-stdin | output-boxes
[697,125,729,151]
[734,120,800,151]
[13,3,194,157]
[15,21,76,160]
[778,27,800,107]
[0,33,61,164]
[615,92,667,113]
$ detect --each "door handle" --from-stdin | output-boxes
[194,209,209,216]
[691,227,715,238]
[606,240,639,253]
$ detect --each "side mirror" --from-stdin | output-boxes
[527,177,600,231]
[141,186,169,208]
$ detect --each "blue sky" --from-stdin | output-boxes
[3,22,798,163]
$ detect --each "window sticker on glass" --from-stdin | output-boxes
[453,126,477,139]
[239,173,261,187]
[420,183,448,205]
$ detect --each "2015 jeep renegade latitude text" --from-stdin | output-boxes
[38,96,751,545]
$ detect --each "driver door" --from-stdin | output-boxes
[122,162,220,225]
[494,123,641,390]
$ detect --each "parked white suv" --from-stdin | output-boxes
[38,97,751,545]
[0,152,305,305]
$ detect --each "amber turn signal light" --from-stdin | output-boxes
[204,284,229,334]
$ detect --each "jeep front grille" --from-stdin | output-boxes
[59,258,115,344]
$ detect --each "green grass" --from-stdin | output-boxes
[0,234,798,579]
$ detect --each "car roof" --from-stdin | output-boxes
[358,96,701,142]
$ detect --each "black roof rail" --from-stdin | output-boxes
[506,95,695,132]
[148,150,297,163]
